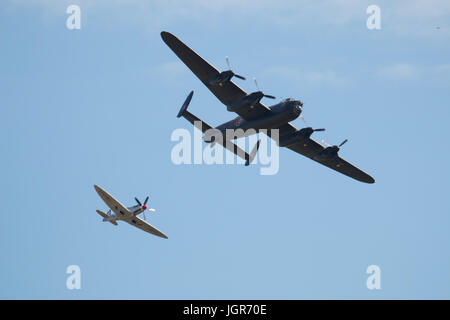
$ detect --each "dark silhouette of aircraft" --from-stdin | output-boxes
[161,31,375,184]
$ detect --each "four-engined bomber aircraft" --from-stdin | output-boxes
[161,31,375,184]
[94,185,168,239]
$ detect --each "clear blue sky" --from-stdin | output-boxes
[1,0,449,299]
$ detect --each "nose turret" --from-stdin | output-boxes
[291,99,303,117]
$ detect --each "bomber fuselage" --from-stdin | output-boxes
[204,98,302,141]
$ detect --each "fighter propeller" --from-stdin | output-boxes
[134,196,156,221]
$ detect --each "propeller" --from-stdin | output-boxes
[135,196,154,221]
[321,139,348,148]
[339,139,348,147]
[300,115,325,132]
[226,56,246,80]
[300,115,308,126]
[321,139,332,147]
[253,77,276,99]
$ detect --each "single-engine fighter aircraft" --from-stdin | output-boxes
[161,31,375,184]
[94,185,168,239]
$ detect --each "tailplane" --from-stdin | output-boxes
[177,91,260,166]
[96,210,118,226]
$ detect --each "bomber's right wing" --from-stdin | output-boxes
[126,216,168,239]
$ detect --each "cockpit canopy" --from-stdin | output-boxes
[282,98,303,106]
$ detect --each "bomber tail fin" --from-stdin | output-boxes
[177,91,194,118]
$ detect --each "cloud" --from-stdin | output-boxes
[263,66,350,88]
[377,63,450,82]
[149,61,188,83]
[377,64,418,79]
[5,0,450,35]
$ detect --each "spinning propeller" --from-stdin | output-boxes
[253,77,276,99]
[134,196,155,220]
[225,56,246,80]
[300,114,325,133]
[322,139,348,149]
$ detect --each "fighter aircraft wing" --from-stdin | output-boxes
[94,185,131,217]
[287,140,375,184]
[126,216,168,239]
[161,31,271,120]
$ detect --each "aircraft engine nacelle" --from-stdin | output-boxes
[313,139,347,161]
[227,92,263,113]
[278,128,315,147]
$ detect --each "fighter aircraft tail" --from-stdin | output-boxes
[96,210,118,226]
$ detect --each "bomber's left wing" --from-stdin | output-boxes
[268,124,375,183]
[126,217,168,239]
[161,31,271,120]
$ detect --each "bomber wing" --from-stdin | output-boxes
[161,31,271,120]
[266,124,375,183]
[287,140,374,183]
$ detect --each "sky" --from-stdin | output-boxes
[1,0,450,299]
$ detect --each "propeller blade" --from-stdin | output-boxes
[339,139,348,147]
[234,74,246,80]
[143,211,146,221]
[321,139,331,147]
[148,208,156,212]
[253,77,260,90]
[300,115,308,126]
[254,77,274,97]
[134,197,142,206]
[143,196,149,205]
[314,128,326,132]
[226,56,231,70]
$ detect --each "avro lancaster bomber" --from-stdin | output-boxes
[161,31,375,184]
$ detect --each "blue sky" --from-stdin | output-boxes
[1,0,450,299]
